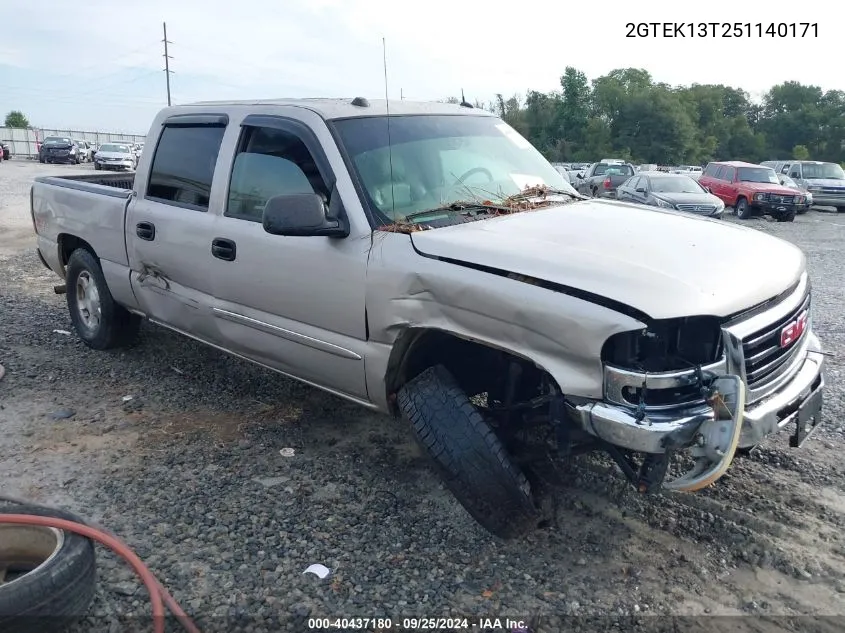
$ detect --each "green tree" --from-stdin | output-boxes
[792,144,810,160]
[4,110,29,128]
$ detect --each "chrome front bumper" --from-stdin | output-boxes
[568,331,825,454]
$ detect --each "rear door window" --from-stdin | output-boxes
[146,125,226,210]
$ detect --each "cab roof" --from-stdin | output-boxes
[178,97,494,120]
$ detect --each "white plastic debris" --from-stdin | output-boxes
[303,563,331,579]
[53,329,71,335]
[171,367,184,375]
[279,447,295,457]
[122,395,134,402]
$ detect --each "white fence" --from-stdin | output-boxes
[0,127,146,159]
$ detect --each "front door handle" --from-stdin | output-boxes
[136,221,155,241]
[211,237,236,262]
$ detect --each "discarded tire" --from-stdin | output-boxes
[66,248,140,350]
[398,365,542,538]
[0,504,96,632]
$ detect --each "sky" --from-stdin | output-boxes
[0,0,836,134]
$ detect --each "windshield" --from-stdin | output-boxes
[801,162,845,180]
[651,176,705,193]
[332,115,575,223]
[593,163,634,177]
[44,136,71,144]
[100,144,130,152]
[737,167,779,184]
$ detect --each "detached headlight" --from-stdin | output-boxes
[655,197,674,209]
[806,193,813,203]
[715,200,725,212]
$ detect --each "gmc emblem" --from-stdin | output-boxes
[780,310,808,348]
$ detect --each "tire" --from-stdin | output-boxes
[797,208,808,215]
[397,365,542,538]
[38,156,44,164]
[93,163,100,171]
[837,207,845,213]
[66,248,140,350]
[735,197,752,219]
[777,209,796,222]
[0,504,97,632]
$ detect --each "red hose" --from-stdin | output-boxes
[0,514,202,633]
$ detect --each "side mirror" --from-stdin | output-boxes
[635,187,646,193]
[262,192,349,238]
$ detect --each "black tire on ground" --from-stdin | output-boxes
[93,163,100,170]
[0,504,97,632]
[66,248,140,350]
[735,197,752,219]
[797,206,808,214]
[777,209,796,222]
[397,365,542,539]
[38,156,44,164]
[837,207,845,213]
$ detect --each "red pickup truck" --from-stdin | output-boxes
[699,160,805,222]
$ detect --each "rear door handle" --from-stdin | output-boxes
[211,237,236,261]
[136,222,155,241]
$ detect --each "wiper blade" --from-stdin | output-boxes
[403,201,509,223]
[507,186,583,201]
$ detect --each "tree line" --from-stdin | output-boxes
[452,67,845,166]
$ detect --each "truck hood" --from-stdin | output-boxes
[805,178,845,188]
[409,199,805,321]
[739,182,798,195]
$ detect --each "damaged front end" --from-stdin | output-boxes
[562,289,825,493]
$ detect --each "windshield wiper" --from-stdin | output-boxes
[402,201,510,223]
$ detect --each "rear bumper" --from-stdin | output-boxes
[568,331,824,454]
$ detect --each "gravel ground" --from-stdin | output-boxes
[1,159,845,632]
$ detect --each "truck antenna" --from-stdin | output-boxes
[382,37,396,215]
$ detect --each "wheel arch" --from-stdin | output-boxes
[383,326,563,415]
[58,234,97,268]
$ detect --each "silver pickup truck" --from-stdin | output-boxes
[31,98,826,538]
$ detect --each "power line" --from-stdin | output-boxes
[162,22,174,106]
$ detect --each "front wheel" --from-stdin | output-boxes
[777,209,796,222]
[735,197,752,220]
[397,365,543,539]
[66,249,140,350]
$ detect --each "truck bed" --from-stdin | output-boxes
[34,172,135,196]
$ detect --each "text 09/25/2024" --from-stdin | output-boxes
[625,22,818,38]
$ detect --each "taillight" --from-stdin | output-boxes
[603,177,611,189]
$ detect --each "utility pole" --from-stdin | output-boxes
[162,22,173,106]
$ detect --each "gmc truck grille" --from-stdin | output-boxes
[742,288,810,395]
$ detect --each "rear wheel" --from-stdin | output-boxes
[397,365,543,539]
[735,197,752,220]
[66,248,140,350]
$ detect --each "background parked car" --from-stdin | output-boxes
[699,161,802,221]
[38,136,81,164]
[617,172,724,218]
[782,161,845,212]
[575,161,636,198]
[777,174,812,214]
[93,142,137,171]
[75,139,93,162]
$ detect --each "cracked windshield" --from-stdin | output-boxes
[333,115,577,223]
